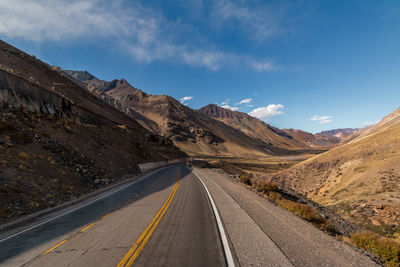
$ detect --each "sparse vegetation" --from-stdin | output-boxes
[351,231,400,267]
[251,179,337,234]
[239,175,251,186]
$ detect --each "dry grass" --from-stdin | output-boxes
[351,232,400,267]
[239,175,251,186]
[240,179,336,234]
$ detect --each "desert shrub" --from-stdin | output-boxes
[279,200,320,222]
[252,180,279,193]
[351,232,400,267]
[239,175,251,186]
[265,190,322,223]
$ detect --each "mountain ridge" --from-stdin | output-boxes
[67,70,320,157]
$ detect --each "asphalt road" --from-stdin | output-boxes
[0,164,380,267]
[0,165,226,267]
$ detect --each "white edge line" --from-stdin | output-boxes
[0,166,169,243]
[191,168,235,267]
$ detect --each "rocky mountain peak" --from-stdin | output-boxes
[199,104,240,119]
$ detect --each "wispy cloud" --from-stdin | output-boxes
[237,98,252,105]
[252,61,277,72]
[311,115,333,124]
[0,0,132,42]
[248,104,284,120]
[221,99,229,105]
[180,96,193,104]
[221,104,239,111]
[363,121,377,126]
[212,0,282,41]
[0,0,285,72]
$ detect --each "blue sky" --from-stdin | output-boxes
[0,0,399,133]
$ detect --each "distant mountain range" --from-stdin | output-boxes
[318,128,360,138]
[66,70,353,157]
[283,128,360,148]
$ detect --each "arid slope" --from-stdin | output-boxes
[270,107,400,231]
[199,104,311,151]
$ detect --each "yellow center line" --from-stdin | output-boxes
[103,212,111,219]
[80,222,96,232]
[117,167,181,267]
[42,239,68,255]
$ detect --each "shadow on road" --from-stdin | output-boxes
[0,164,189,263]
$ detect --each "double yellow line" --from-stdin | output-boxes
[117,167,181,267]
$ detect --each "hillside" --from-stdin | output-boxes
[318,128,360,139]
[68,71,315,157]
[284,128,359,148]
[199,104,311,151]
[0,40,185,223]
[270,107,400,234]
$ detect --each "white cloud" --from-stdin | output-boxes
[363,121,377,126]
[180,96,193,103]
[252,61,276,72]
[237,98,252,105]
[248,104,284,120]
[221,104,239,111]
[0,0,282,72]
[0,0,132,42]
[311,115,333,124]
[212,0,282,41]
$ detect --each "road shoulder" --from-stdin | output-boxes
[193,167,380,267]
[192,167,292,267]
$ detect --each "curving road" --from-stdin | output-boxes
[0,164,380,267]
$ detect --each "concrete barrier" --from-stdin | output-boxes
[138,158,187,172]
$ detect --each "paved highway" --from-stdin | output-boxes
[0,164,380,266]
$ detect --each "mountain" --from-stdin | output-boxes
[199,104,311,151]
[284,129,341,148]
[0,39,184,222]
[270,107,400,231]
[317,128,360,139]
[283,128,360,148]
[64,70,161,134]
[68,71,316,157]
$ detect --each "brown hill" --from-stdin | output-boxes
[283,128,357,148]
[69,71,310,157]
[283,129,328,148]
[0,40,184,223]
[63,70,161,134]
[270,107,400,233]
[317,128,360,139]
[199,104,311,151]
